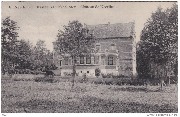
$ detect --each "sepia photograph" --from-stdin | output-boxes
[1,1,178,114]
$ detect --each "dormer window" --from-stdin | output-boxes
[110,43,116,50]
[95,44,101,52]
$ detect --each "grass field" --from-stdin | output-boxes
[1,74,178,113]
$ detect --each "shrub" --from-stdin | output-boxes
[64,72,73,76]
[91,78,105,84]
[95,68,101,78]
[101,73,113,78]
[101,73,129,79]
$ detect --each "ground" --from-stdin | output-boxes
[1,74,178,113]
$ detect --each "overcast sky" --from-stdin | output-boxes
[2,1,175,51]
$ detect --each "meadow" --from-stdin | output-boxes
[1,74,178,113]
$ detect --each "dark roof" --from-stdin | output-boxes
[86,22,135,39]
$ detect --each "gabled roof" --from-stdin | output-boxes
[86,22,135,39]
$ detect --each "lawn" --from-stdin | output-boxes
[1,75,178,113]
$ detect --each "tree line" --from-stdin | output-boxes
[1,17,57,75]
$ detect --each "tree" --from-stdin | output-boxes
[33,40,47,70]
[54,20,95,87]
[137,4,178,89]
[32,40,56,71]
[1,17,19,74]
[15,39,34,69]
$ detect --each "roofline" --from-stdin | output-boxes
[86,21,135,27]
[95,36,133,40]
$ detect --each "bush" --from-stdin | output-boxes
[129,79,145,86]
[101,73,113,78]
[64,72,73,76]
[92,78,105,84]
[101,73,129,79]
[91,77,144,86]
[95,68,101,78]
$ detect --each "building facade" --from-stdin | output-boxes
[53,22,136,77]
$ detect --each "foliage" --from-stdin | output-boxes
[14,39,34,69]
[101,73,128,78]
[95,68,101,77]
[1,17,56,74]
[1,17,20,74]
[54,20,95,57]
[137,4,178,84]
[54,20,95,86]
[32,40,55,71]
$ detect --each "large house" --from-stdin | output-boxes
[53,22,136,77]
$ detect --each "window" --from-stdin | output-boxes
[110,44,116,50]
[80,56,84,64]
[64,58,68,65]
[108,56,113,65]
[86,56,91,64]
[59,60,62,66]
[95,44,101,52]
[69,59,72,65]
[94,56,99,64]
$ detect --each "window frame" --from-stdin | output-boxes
[86,56,91,64]
[108,56,114,65]
[80,56,84,64]
[64,58,68,65]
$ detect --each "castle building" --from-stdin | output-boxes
[53,22,136,77]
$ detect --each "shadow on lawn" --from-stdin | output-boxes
[8,96,177,113]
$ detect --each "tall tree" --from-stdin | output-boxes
[1,17,19,74]
[137,4,178,89]
[33,40,47,70]
[15,39,33,69]
[54,20,95,87]
[32,40,55,71]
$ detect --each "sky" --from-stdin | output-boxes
[2,1,176,51]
